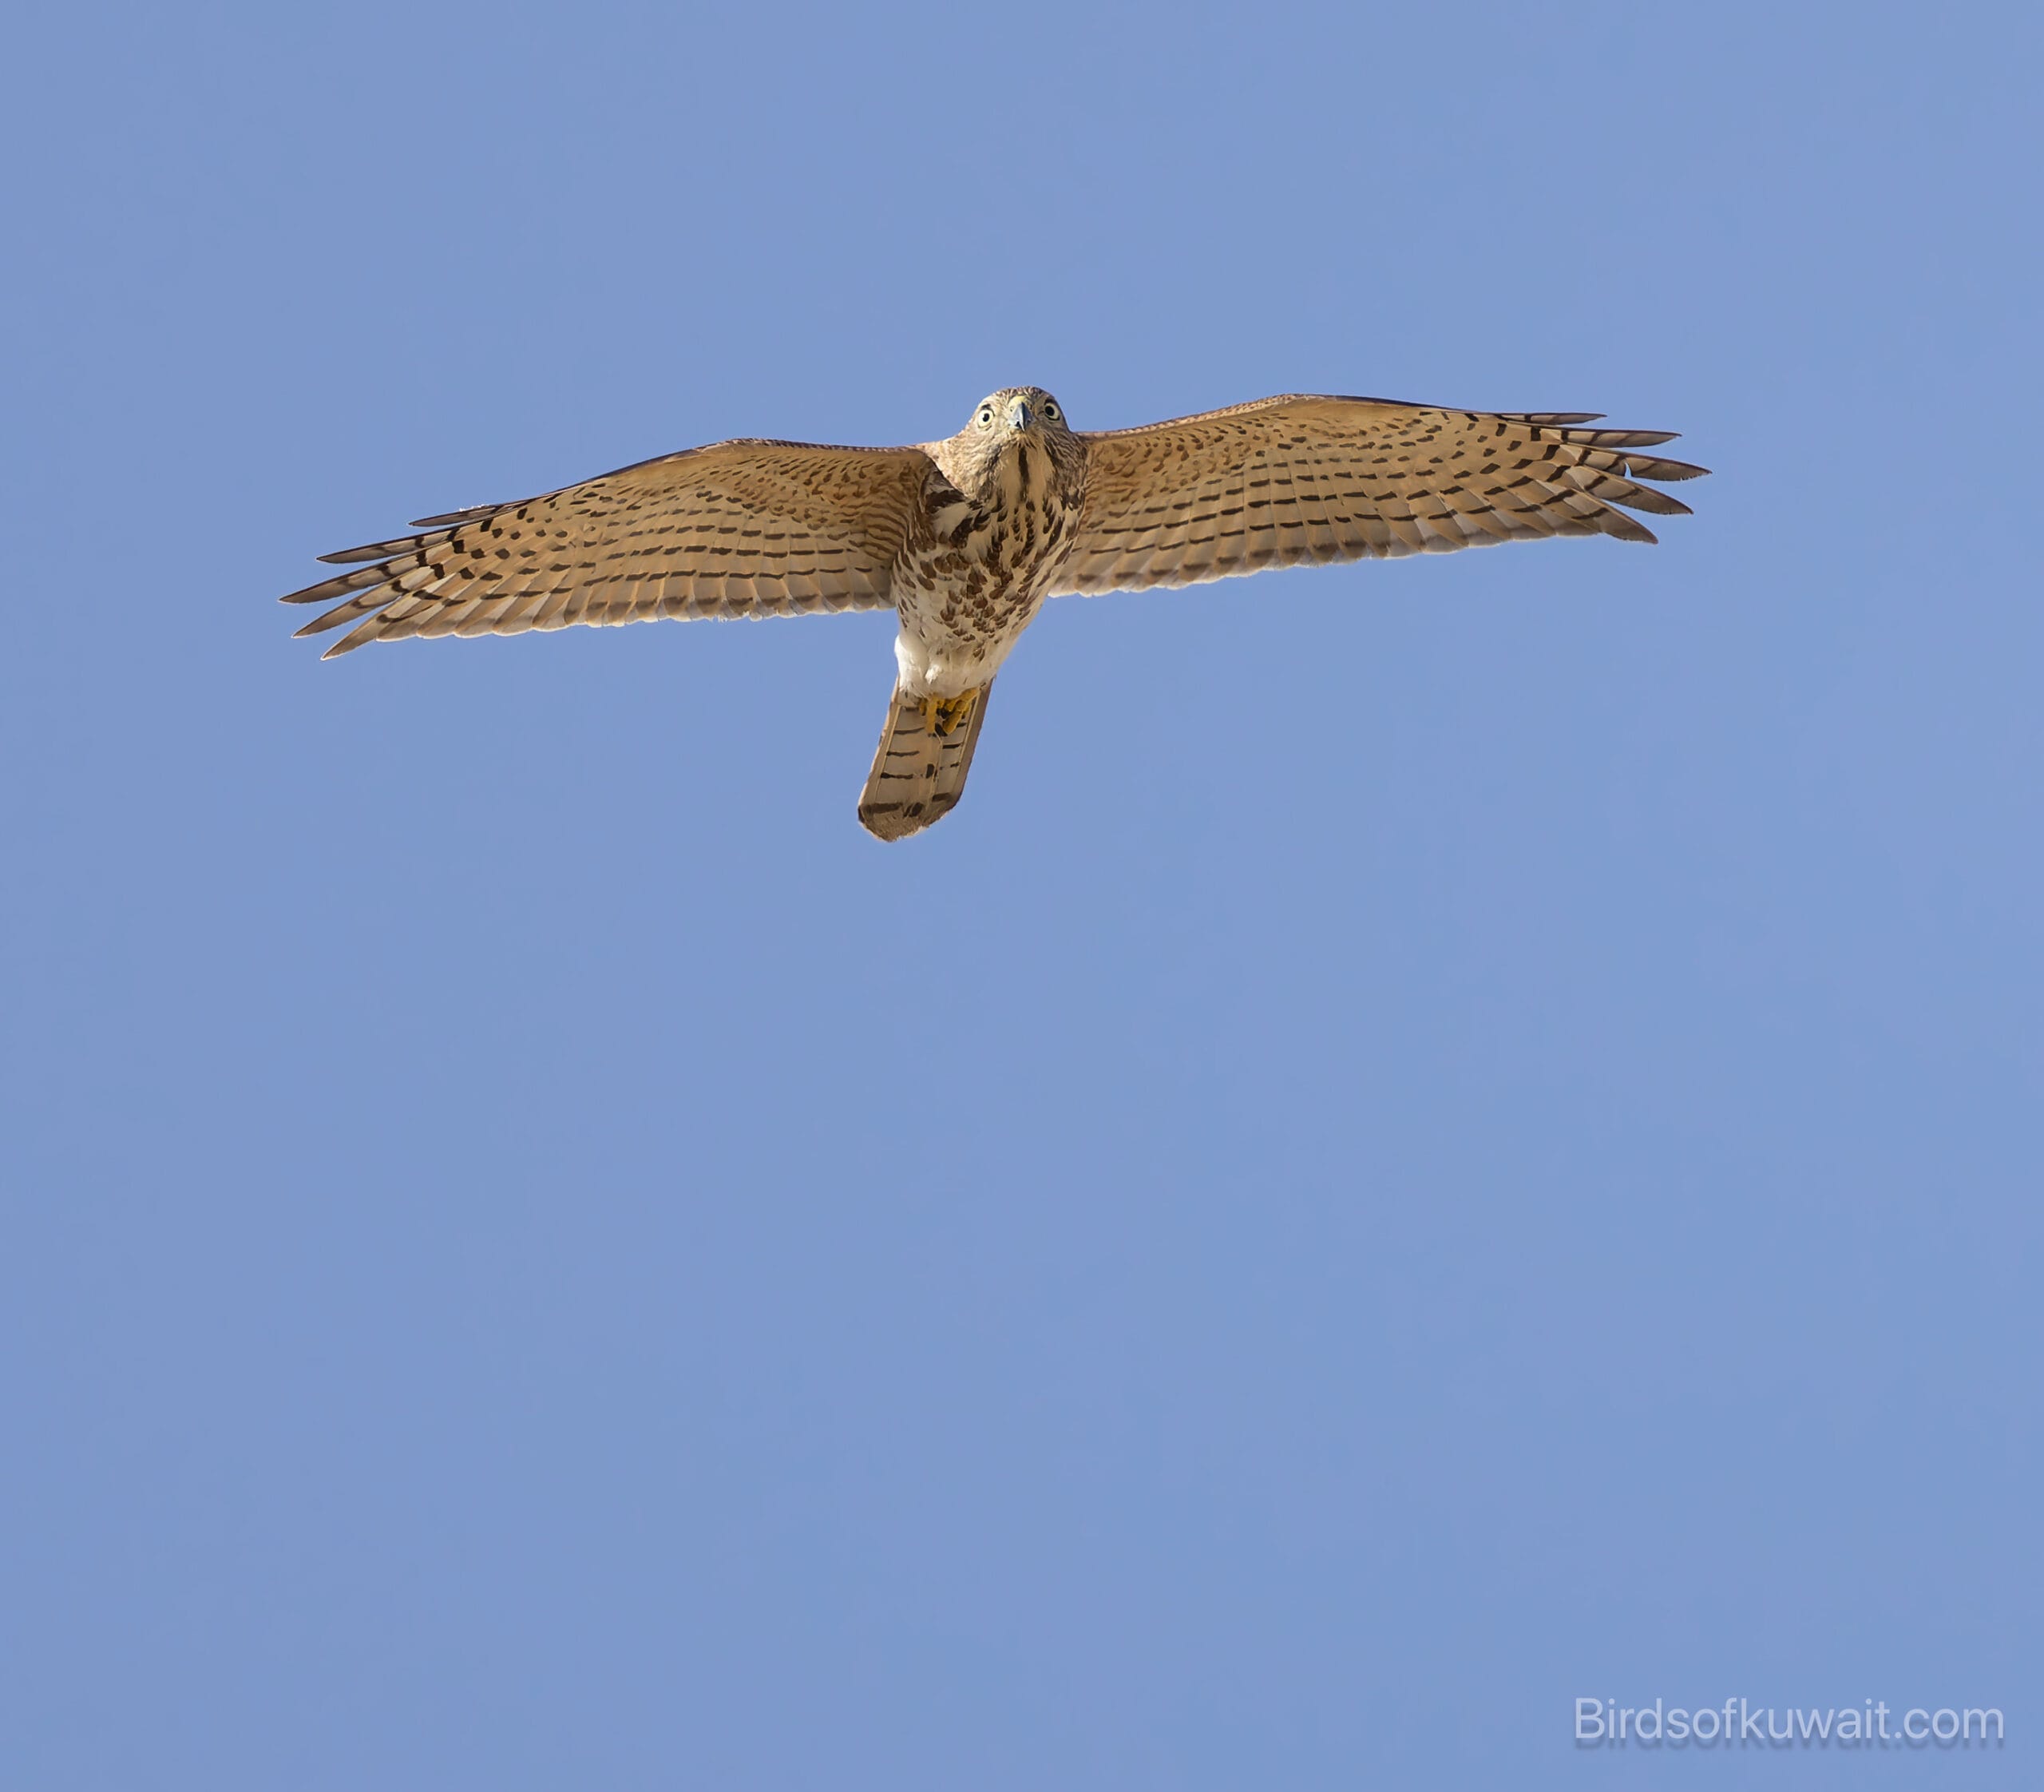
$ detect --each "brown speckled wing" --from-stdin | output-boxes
[1055,395,1706,595]
[282,439,933,657]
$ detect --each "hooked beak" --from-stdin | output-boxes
[1005,396,1033,432]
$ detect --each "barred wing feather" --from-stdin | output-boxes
[281,439,932,657]
[1056,394,1706,595]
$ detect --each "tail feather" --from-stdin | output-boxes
[858,682,992,841]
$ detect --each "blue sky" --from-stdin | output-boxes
[2,4,2037,1786]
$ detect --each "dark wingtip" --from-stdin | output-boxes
[1625,454,1711,482]
[279,565,384,605]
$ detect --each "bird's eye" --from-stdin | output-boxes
[977,406,994,428]
[1043,401,1060,421]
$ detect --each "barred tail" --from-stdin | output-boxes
[857,682,993,841]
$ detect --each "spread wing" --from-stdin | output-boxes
[282,439,933,656]
[1055,394,1706,596]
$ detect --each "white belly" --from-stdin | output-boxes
[891,590,1048,698]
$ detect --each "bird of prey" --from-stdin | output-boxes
[283,390,1705,839]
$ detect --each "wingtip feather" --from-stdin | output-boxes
[410,504,498,528]
[279,565,386,605]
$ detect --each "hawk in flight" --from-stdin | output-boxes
[283,391,1705,839]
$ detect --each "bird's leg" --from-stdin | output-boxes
[920,690,979,738]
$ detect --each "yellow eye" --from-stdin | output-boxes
[1043,400,1060,421]
[977,406,994,427]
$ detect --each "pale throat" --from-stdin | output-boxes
[958,434,1043,511]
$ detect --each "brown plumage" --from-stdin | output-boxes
[282,389,1706,839]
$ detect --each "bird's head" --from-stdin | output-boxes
[941,386,1077,494]
[967,386,1069,441]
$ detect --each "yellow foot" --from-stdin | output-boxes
[920,690,980,738]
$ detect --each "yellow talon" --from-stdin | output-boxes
[921,691,978,737]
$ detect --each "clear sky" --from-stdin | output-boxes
[2,4,2036,1786]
